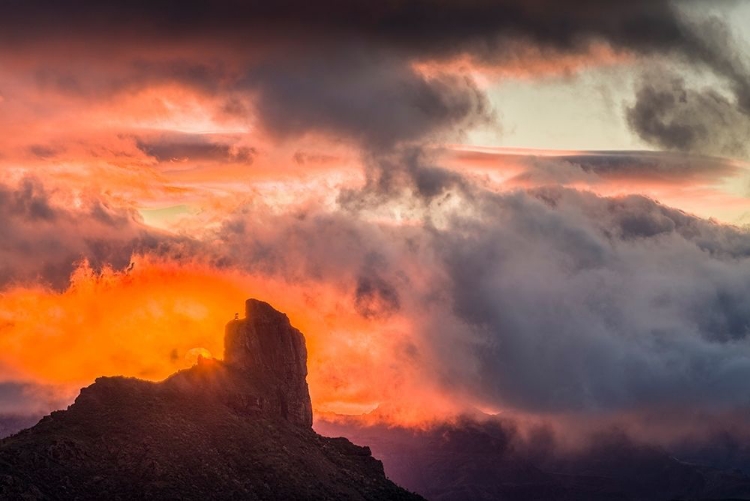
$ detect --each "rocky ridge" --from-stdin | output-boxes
[0,299,422,501]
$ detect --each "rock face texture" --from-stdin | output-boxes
[224,299,313,428]
[0,299,422,501]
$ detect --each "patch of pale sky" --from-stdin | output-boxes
[474,65,645,151]
[471,2,750,154]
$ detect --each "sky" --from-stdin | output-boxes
[3,0,750,448]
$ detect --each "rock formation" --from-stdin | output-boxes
[0,299,422,501]
[224,299,313,427]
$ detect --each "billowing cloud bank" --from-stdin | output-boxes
[5,165,750,434]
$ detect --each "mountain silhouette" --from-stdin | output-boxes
[0,299,423,501]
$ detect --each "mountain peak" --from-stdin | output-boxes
[0,299,422,500]
[224,298,313,427]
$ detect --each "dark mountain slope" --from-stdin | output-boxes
[0,299,422,501]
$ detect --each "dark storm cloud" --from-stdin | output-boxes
[242,52,492,149]
[623,11,750,158]
[676,14,750,113]
[558,150,740,183]
[136,133,256,164]
[6,1,748,160]
[627,72,750,158]
[433,187,750,412]
[0,178,171,290]
[207,171,750,415]
[338,147,472,208]
[4,0,745,90]
[506,150,741,188]
[0,1,712,62]
[354,253,402,319]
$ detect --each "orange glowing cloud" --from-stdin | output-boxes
[0,65,363,217]
[0,258,246,385]
[0,255,458,426]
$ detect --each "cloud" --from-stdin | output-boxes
[241,52,493,149]
[449,147,743,187]
[5,150,750,437]
[496,150,742,192]
[556,151,740,184]
[0,177,171,290]
[4,1,748,161]
[0,2,684,50]
[188,170,750,421]
[2,0,742,91]
[136,133,256,164]
[354,254,402,320]
[624,12,750,159]
[0,381,75,422]
[445,147,750,226]
[429,187,750,413]
[628,71,750,158]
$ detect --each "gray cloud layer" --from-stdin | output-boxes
[0,178,169,289]
[0,1,697,55]
[241,52,493,149]
[628,71,750,158]
[204,174,750,415]
[5,1,749,161]
[436,187,750,412]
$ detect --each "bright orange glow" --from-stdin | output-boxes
[185,347,214,365]
[0,258,246,384]
[0,256,463,426]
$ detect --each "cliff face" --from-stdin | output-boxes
[0,299,422,501]
[224,299,313,428]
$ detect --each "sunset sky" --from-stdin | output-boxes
[3,1,750,447]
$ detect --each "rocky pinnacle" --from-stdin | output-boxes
[224,298,313,427]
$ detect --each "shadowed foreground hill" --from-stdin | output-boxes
[0,299,422,501]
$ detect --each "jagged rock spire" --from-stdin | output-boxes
[224,299,313,427]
